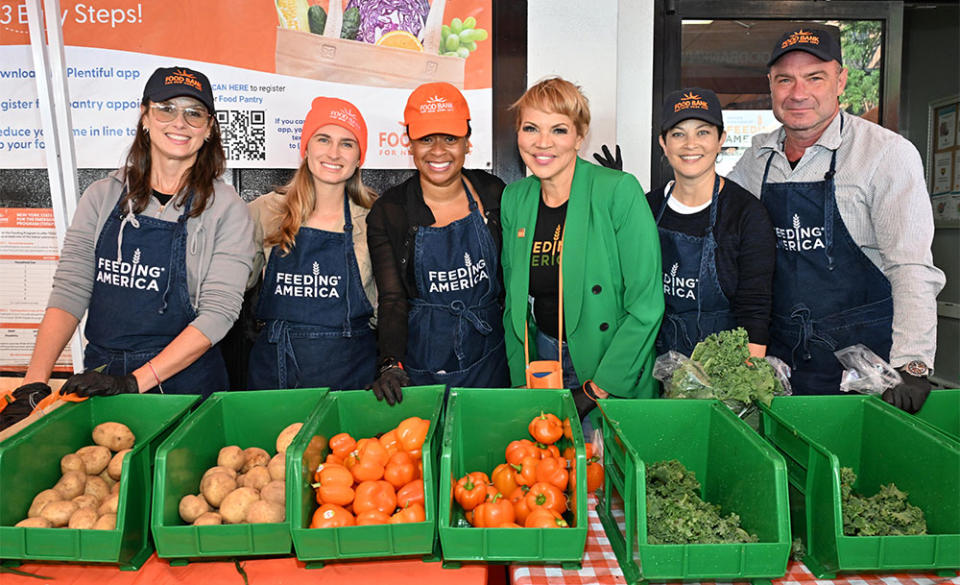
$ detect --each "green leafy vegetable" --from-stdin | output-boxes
[341,6,360,40]
[840,467,927,536]
[645,460,758,544]
[668,328,782,409]
[307,5,327,35]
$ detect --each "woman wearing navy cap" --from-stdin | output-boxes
[647,88,776,357]
[246,97,378,391]
[1,66,254,424]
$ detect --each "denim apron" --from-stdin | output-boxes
[405,180,509,388]
[248,194,376,390]
[654,175,736,356]
[760,118,893,395]
[85,190,228,397]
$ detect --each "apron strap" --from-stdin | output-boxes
[266,319,300,389]
[159,190,196,314]
[822,134,840,272]
[341,193,355,336]
[695,175,722,339]
[787,305,839,365]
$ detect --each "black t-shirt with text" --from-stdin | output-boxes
[529,198,567,339]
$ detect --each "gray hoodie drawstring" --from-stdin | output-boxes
[189,216,206,311]
[116,200,140,262]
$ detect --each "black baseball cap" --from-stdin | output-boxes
[142,66,216,113]
[767,27,843,67]
[661,88,724,133]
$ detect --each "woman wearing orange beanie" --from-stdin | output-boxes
[246,97,378,390]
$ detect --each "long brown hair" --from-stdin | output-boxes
[120,97,226,218]
[264,160,377,254]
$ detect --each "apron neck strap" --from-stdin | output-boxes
[342,192,354,232]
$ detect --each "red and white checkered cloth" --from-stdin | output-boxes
[510,494,960,585]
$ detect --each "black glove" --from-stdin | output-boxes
[0,382,52,430]
[574,382,600,420]
[62,371,139,398]
[592,144,623,171]
[881,369,932,414]
[369,366,409,406]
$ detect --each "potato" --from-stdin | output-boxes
[246,500,284,524]
[202,465,238,479]
[219,487,259,524]
[93,513,116,530]
[111,481,121,495]
[73,494,101,511]
[76,445,111,475]
[61,453,86,475]
[193,512,222,526]
[41,500,78,527]
[260,481,285,506]
[92,422,135,452]
[68,508,99,529]
[200,472,237,508]
[178,494,211,524]
[217,446,246,471]
[267,453,285,482]
[99,469,117,489]
[107,449,130,480]
[275,423,302,454]
[238,466,271,491]
[29,489,62,518]
[54,471,87,500]
[241,447,270,472]
[85,476,110,501]
[16,517,52,528]
[98,492,119,515]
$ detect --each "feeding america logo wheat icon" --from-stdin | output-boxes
[426,251,489,293]
[663,262,697,300]
[95,246,165,291]
[774,213,826,252]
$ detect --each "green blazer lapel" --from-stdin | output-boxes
[509,181,539,341]
[562,157,591,334]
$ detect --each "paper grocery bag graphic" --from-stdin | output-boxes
[275,0,466,89]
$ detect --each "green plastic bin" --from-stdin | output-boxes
[0,394,199,570]
[151,388,328,563]
[759,394,960,578]
[912,389,960,442]
[438,387,588,567]
[596,398,791,585]
[288,385,445,565]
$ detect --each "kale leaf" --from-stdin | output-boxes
[840,467,927,536]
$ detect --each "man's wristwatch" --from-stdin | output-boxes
[903,360,930,378]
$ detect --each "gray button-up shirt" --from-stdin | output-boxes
[728,111,946,370]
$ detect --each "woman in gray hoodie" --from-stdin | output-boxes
[2,66,253,424]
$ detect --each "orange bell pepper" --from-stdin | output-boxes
[473,493,515,527]
[313,463,356,506]
[329,432,356,460]
[524,482,567,514]
[356,438,390,466]
[524,507,568,528]
[390,502,426,524]
[508,486,532,525]
[586,461,605,493]
[353,480,398,515]
[325,453,343,465]
[535,442,561,459]
[562,417,573,440]
[351,455,385,483]
[513,456,540,486]
[310,504,356,528]
[397,479,424,508]
[535,456,569,491]
[314,462,353,485]
[396,416,430,452]
[356,510,391,525]
[505,439,540,465]
[528,412,564,445]
[453,472,489,511]
[491,463,519,496]
[383,451,416,489]
[379,429,401,457]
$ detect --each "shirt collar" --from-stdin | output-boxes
[758,110,844,156]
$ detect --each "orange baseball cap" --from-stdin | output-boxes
[403,82,471,140]
[300,97,368,164]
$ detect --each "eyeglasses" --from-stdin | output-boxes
[149,103,210,128]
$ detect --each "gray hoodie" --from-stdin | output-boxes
[48,170,255,345]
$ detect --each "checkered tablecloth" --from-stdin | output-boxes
[510,493,960,585]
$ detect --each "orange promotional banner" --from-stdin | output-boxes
[0,0,493,169]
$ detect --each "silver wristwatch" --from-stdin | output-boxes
[903,360,930,377]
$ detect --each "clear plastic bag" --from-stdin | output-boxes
[834,344,902,395]
[654,351,715,399]
[765,356,793,397]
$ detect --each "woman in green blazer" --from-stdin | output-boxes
[502,77,664,420]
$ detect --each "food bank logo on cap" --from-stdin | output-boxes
[420,96,455,114]
[781,29,820,49]
[330,106,362,132]
[674,92,710,113]
[164,69,203,92]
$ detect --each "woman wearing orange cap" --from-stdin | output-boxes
[246,97,378,390]
[366,82,509,404]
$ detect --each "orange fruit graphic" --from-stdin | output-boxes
[375,30,424,52]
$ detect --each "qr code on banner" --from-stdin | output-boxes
[217,109,266,161]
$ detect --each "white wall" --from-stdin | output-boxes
[527,0,655,188]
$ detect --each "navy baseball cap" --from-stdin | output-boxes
[767,27,843,67]
[142,66,215,113]
[661,88,724,133]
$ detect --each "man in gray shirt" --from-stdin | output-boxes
[728,27,945,412]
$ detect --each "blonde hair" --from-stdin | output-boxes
[509,76,590,137]
[265,160,377,254]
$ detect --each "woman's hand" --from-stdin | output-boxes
[584,380,609,399]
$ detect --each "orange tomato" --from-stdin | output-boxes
[310,504,355,528]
